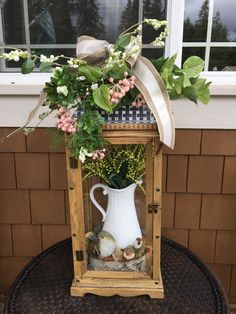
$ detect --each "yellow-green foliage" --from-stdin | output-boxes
[83,145,146,190]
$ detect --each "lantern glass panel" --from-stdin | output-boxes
[81,143,153,275]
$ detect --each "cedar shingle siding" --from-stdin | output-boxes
[0,128,236,302]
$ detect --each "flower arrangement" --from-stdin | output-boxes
[0,18,210,162]
[83,145,146,190]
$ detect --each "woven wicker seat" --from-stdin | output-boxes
[4,237,229,314]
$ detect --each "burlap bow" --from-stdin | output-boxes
[77,35,175,149]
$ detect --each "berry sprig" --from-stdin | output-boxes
[92,148,106,160]
[56,107,77,133]
[108,72,136,104]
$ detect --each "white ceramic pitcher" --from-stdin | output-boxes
[90,183,142,249]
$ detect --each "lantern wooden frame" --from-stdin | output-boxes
[65,123,164,298]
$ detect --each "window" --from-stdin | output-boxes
[0,0,235,73]
[0,0,167,71]
[183,0,236,71]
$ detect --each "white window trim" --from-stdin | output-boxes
[0,0,235,130]
[0,71,235,96]
[165,0,185,66]
[0,0,236,95]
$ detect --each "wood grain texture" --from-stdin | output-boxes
[83,270,151,279]
[65,143,87,278]
[103,123,157,130]
[71,275,164,299]
[66,129,162,297]
[145,140,154,275]
[153,138,162,281]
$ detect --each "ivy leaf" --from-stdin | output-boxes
[39,62,53,72]
[151,54,210,105]
[192,77,207,89]
[21,59,35,74]
[183,56,204,78]
[115,33,131,49]
[161,68,173,90]
[183,86,198,104]
[107,63,129,79]
[173,76,183,95]
[150,56,166,72]
[79,65,102,82]
[192,78,211,104]
[197,86,210,104]
[93,84,112,112]
[161,53,177,73]
[183,75,191,88]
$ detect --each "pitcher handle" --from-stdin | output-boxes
[90,183,108,222]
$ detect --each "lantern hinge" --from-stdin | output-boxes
[70,157,78,169]
[148,203,159,214]
[76,250,84,261]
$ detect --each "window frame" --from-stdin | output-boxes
[181,0,236,71]
[165,0,236,94]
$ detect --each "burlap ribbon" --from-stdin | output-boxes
[77,36,175,149]
[0,92,46,142]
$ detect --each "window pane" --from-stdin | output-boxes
[117,0,139,41]
[142,0,167,44]
[209,47,236,71]
[28,0,138,45]
[182,47,205,65]
[2,0,26,44]
[142,48,164,59]
[183,0,209,42]
[211,0,236,42]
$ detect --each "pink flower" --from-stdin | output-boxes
[92,149,106,160]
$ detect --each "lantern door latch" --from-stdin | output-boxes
[76,250,84,261]
[148,203,159,214]
[70,157,78,169]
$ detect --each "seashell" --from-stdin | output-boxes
[124,246,135,260]
[133,237,143,249]
[112,248,124,262]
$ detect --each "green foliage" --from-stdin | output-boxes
[114,33,131,51]
[182,56,205,84]
[117,86,139,109]
[83,145,146,190]
[79,64,102,82]
[39,62,53,72]
[93,84,112,112]
[77,110,104,133]
[43,66,79,108]
[67,110,106,158]
[106,63,129,80]
[1,16,212,160]
[21,59,35,74]
[151,54,211,104]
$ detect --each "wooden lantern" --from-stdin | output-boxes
[65,108,163,299]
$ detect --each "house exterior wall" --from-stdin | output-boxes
[0,127,235,302]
